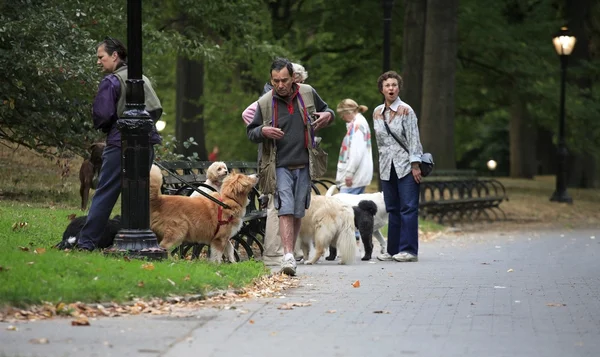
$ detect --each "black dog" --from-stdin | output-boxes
[326,200,378,261]
[79,142,105,211]
[55,215,121,250]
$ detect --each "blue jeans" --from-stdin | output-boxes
[381,165,420,256]
[340,186,366,194]
[77,145,155,250]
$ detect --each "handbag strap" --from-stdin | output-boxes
[383,119,410,154]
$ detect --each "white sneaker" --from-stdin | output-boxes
[393,252,418,262]
[377,252,393,261]
[280,253,297,276]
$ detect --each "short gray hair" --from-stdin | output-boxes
[292,63,308,83]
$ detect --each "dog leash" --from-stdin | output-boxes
[152,161,231,209]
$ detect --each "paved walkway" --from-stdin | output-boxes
[2,228,599,357]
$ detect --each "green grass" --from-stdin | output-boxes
[0,201,269,308]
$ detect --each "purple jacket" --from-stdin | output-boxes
[92,74,162,147]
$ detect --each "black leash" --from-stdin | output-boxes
[152,161,231,209]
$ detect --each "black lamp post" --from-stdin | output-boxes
[382,0,394,72]
[378,0,394,191]
[549,26,576,204]
[109,0,166,259]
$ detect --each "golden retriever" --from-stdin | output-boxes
[298,195,356,265]
[190,161,228,197]
[149,164,258,263]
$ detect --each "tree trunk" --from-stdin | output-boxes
[509,93,536,178]
[420,0,458,170]
[175,56,207,160]
[401,0,427,121]
[565,0,596,187]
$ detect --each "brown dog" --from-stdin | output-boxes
[149,164,258,263]
[79,142,105,211]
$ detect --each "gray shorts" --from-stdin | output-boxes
[275,166,311,218]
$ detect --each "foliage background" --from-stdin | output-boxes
[1,0,599,182]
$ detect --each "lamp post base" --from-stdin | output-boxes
[105,229,168,260]
[550,190,573,204]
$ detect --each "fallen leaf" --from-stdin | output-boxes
[6,325,17,331]
[71,316,90,326]
[507,268,514,273]
[326,310,336,314]
[29,338,49,344]
[67,214,77,221]
[19,246,30,252]
[277,302,312,310]
[26,261,35,265]
[137,281,145,288]
[166,278,176,286]
[373,310,391,314]
[352,280,360,288]
[546,303,567,307]
[123,256,131,262]
[249,320,255,324]
[183,274,191,281]
[34,248,46,255]
[141,262,155,271]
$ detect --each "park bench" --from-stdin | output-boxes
[419,170,508,225]
[154,160,266,261]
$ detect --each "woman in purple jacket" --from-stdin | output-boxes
[76,37,162,251]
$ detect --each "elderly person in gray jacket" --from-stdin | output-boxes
[247,58,334,275]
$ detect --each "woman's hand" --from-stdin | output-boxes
[345,176,353,187]
[411,162,422,184]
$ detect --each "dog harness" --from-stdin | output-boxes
[214,197,234,237]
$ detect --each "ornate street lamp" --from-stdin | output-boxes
[108,0,167,259]
[549,27,576,204]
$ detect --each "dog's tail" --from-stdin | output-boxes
[357,200,378,217]
[336,207,357,265]
[325,184,339,197]
[149,164,163,202]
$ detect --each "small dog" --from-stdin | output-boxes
[79,142,105,210]
[55,214,121,250]
[149,164,258,263]
[297,195,357,265]
[326,200,378,261]
[326,185,388,254]
[190,161,229,197]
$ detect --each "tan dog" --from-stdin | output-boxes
[298,195,356,265]
[149,164,257,263]
[190,161,228,197]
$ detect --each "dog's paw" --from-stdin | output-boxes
[361,255,372,261]
[325,255,336,261]
[304,261,313,265]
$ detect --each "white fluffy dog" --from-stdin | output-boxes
[298,195,356,265]
[191,161,228,197]
[325,185,388,254]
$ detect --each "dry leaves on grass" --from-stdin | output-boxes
[0,273,300,323]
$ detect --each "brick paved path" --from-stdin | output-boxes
[2,229,599,357]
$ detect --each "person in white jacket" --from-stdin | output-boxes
[335,99,373,194]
